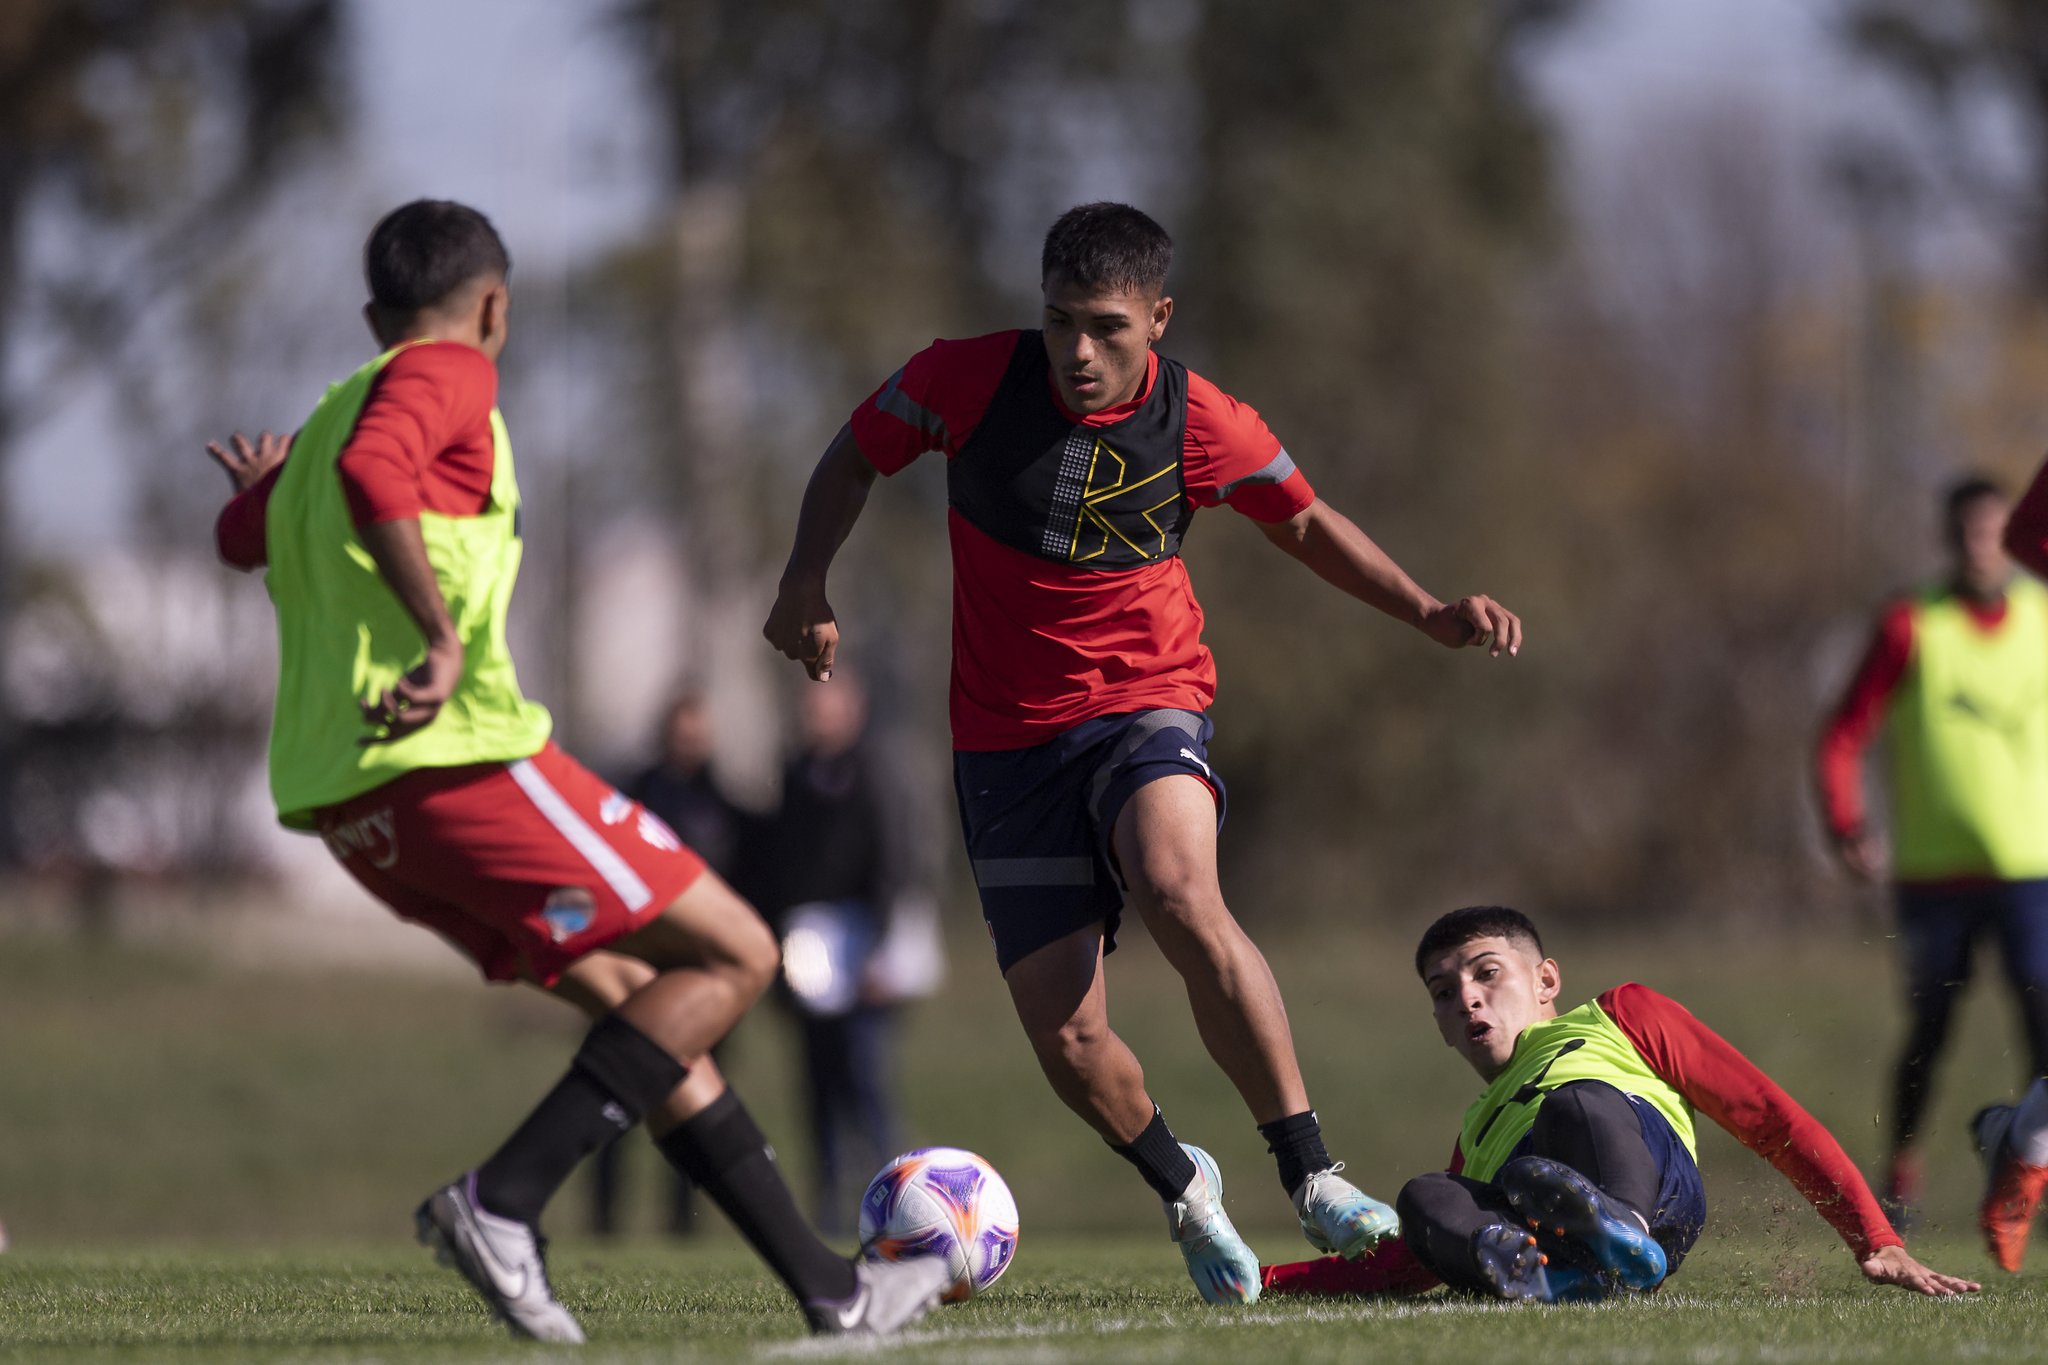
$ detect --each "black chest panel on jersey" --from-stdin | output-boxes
[948,331,1193,570]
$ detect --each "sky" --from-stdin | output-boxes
[7,0,2014,558]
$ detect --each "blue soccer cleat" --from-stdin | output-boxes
[1294,1162,1400,1259]
[1498,1156,1667,1293]
[1167,1144,1262,1305]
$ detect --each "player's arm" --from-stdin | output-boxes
[338,344,494,743]
[1812,605,1911,883]
[355,518,463,742]
[1602,983,1979,1297]
[207,430,292,570]
[1256,500,1521,657]
[765,334,1012,682]
[2005,455,2048,578]
[764,423,876,682]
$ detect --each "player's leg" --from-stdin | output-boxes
[1887,885,1981,1220]
[1111,771,1396,1258]
[609,873,950,1331]
[1976,880,2048,1270]
[1005,925,1260,1303]
[1113,774,1305,1122]
[1496,1081,1674,1292]
[1397,1172,1567,1301]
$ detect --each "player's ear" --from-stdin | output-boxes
[1536,957,1561,1005]
[479,282,509,346]
[1149,294,1173,342]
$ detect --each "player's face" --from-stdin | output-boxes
[1953,495,2012,598]
[1041,273,1173,415]
[1423,935,1561,1082]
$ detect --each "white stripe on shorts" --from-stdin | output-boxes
[508,758,653,911]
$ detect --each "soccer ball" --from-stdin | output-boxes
[858,1147,1019,1302]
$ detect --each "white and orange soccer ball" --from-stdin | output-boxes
[857,1147,1019,1302]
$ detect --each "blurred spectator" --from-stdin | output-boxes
[756,673,944,1234]
[1815,477,2048,1225]
[587,692,757,1238]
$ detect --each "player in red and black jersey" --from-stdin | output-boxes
[765,203,1523,1302]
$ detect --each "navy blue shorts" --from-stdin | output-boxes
[1896,878,2048,1007]
[952,709,1225,975]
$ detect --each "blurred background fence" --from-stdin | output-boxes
[3,0,2047,941]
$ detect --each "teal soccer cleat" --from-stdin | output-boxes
[1294,1163,1401,1259]
[1168,1145,1262,1304]
[1498,1156,1667,1293]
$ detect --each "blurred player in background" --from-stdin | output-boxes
[1815,476,2048,1223]
[764,201,1521,1303]
[752,670,943,1234]
[1262,906,1977,1302]
[208,200,947,1342]
[587,691,758,1239]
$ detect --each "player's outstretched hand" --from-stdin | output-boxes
[1859,1244,1980,1297]
[206,430,291,493]
[1423,595,1521,657]
[360,639,464,744]
[764,578,841,682]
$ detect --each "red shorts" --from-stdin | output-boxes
[316,741,707,986]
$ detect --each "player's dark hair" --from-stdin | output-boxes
[363,200,510,316]
[1414,905,1546,978]
[1041,202,1172,295]
[1943,474,2006,545]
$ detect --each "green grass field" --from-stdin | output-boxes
[4,906,2047,1361]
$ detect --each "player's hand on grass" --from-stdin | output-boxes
[360,638,464,744]
[764,578,840,681]
[206,430,291,493]
[1858,1244,1979,1297]
[1423,595,1521,657]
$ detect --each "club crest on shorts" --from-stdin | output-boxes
[541,888,596,943]
[599,791,634,826]
[637,810,683,852]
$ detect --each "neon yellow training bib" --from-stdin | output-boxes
[262,343,551,828]
[1887,578,2048,882]
[1458,997,1697,1184]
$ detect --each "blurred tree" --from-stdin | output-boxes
[0,0,344,879]
[1843,0,2048,290]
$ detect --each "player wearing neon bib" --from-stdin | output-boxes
[1259,907,1977,1302]
[765,202,1525,1303]
[210,201,949,1343]
[1815,476,2048,1220]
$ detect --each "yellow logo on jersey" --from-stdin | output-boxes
[1066,438,1180,563]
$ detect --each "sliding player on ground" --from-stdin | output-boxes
[1261,906,1977,1301]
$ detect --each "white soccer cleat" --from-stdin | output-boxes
[1294,1162,1399,1259]
[808,1255,955,1336]
[1168,1144,1261,1304]
[415,1173,585,1344]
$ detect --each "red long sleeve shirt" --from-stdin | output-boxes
[1813,593,2008,847]
[214,341,497,570]
[1261,982,1900,1297]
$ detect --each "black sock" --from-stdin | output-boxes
[1260,1110,1332,1196]
[473,1013,687,1227]
[657,1088,857,1306]
[1111,1106,1200,1202]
